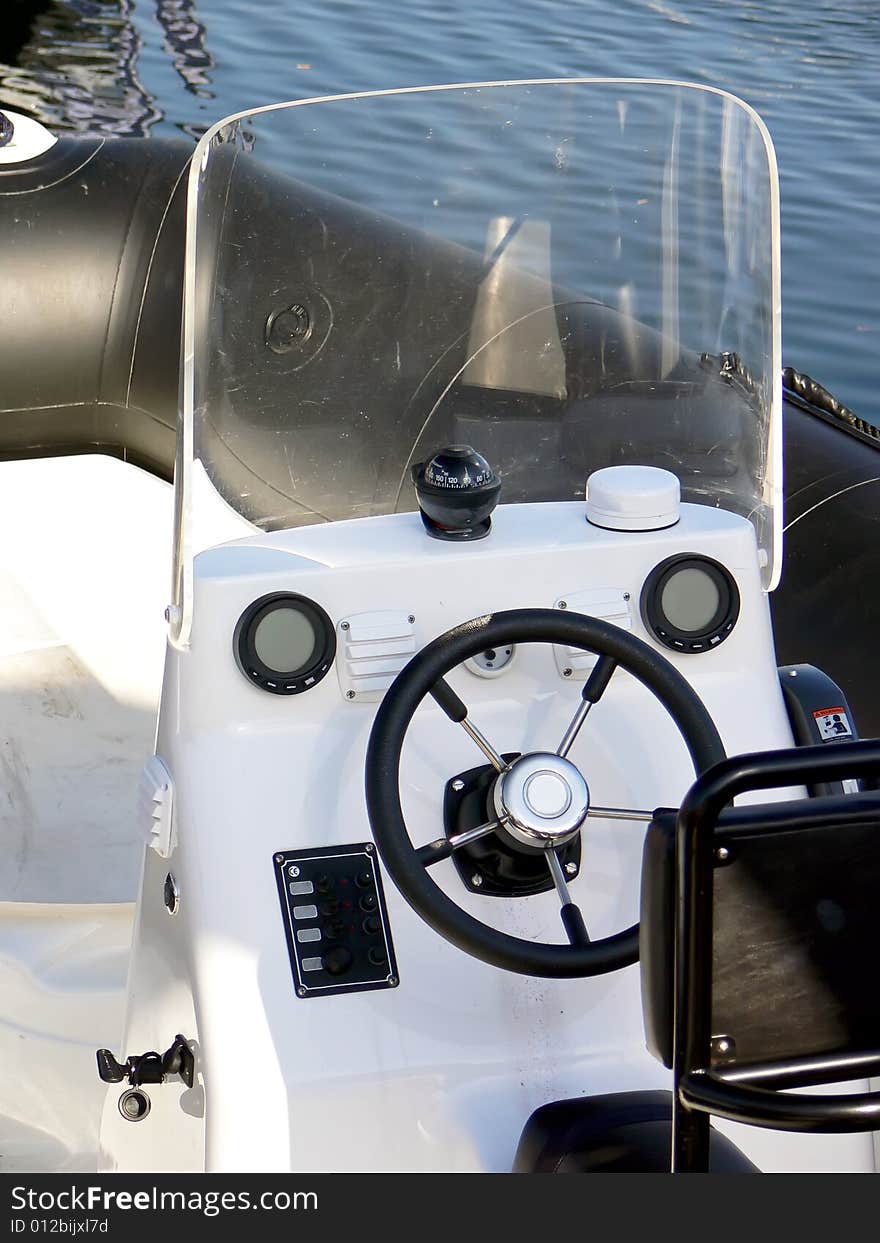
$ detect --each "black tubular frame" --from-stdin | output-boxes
[672,738,880,1173]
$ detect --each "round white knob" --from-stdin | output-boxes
[586,465,680,532]
[523,771,572,819]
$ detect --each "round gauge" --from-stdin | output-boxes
[234,593,336,694]
[640,554,740,654]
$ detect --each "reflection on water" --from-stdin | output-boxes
[0,0,211,136]
[157,0,212,99]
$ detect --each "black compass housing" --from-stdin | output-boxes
[412,444,501,541]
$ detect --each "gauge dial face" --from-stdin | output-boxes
[235,593,335,694]
[660,568,721,633]
[253,607,318,672]
[641,554,739,654]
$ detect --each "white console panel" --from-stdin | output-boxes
[102,499,875,1174]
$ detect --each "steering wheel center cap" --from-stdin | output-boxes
[493,752,590,850]
[523,771,572,818]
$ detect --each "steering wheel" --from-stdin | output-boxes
[365,608,725,979]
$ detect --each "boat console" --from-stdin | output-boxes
[90,81,880,1174]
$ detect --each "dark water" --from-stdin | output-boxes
[1,0,878,416]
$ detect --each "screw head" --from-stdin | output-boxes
[340,621,350,631]
[558,600,568,610]
[408,615,415,625]
[451,779,465,792]
[346,690,356,700]
[471,874,483,888]
[389,976,399,987]
[562,667,573,678]
[274,854,284,864]
[711,1034,736,1060]
[565,862,578,876]
[715,846,730,862]
[297,986,307,998]
[364,843,374,853]
[623,592,631,602]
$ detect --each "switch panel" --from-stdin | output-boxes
[273,843,399,999]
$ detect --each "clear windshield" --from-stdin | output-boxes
[173,79,780,645]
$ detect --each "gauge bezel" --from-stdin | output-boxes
[640,554,740,654]
[234,592,336,694]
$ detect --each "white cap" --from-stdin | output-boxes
[0,111,57,166]
[586,465,680,532]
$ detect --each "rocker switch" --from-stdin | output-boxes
[273,843,399,998]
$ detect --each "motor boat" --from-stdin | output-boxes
[0,79,878,1174]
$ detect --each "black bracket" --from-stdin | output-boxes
[96,1034,194,1089]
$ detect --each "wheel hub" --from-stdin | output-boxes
[493,752,590,850]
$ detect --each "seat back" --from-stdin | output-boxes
[641,800,880,1075]
[639,739,880,1170]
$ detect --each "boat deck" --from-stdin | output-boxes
[0,456,171,1170]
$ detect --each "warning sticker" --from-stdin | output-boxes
[813,707,853,741]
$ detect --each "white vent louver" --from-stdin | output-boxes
[337,610,416,702]
[138,755,176,858]
[553,589,632,680]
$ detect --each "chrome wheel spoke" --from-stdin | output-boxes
[546,847,591,947]
[557,698,594,760]
[557,654,617,758]
[461,718,506,772]
[416,819,501,867]
[585,805,654,823]
[431,676,506,771]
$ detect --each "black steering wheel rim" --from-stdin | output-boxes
[365,608,725,979]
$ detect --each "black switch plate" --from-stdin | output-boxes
[273,842,399,999]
